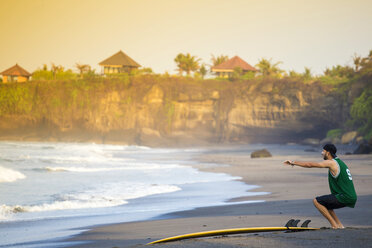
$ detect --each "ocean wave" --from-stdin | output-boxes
[0,183,181,219]
[122,145,150,151]
[35,163,181,173]
[36,166,120,173]
[37,156,118,164]
[0,166,26,183]
[1,198,127,215]
[41,146,56,150]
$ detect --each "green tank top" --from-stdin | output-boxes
[328,158,357,208]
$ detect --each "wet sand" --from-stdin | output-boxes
[67,150,372,248]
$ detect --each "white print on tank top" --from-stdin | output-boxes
[346,168,353,180]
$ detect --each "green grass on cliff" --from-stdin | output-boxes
[0,74,339,120]
[0,78,131,117]
[0,73,371,139]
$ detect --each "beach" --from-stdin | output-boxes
[2,142,261,247]
[67,147,372,248]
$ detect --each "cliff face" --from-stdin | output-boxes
[0,76,342,146]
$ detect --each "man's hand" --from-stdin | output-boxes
[284,160,294,166]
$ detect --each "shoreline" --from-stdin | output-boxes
[67,197,372,248]
[0,143,268,248]
[65,147,372,248]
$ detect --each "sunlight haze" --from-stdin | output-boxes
[0,0,371,75]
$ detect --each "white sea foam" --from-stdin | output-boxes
[39,166,121,173]
[37,163,181,173]
[0,183,181,218]
[0,166,26,183]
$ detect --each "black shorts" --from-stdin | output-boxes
[316,194,346,210]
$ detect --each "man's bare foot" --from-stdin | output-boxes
[332,225,345,229]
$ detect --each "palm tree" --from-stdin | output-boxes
[303,67,312,81]
[211,55,229,67]
[353,54,362,72]
[255,58,284,77]
[199,64,207,79]
[174,53,200,76]
[75,63,91,79]
[50,63,65,79]
[57,65,64,73]
[51,63,59,79]
[359,50,372,74]
[174,53,186,75]
[184,53,200,75]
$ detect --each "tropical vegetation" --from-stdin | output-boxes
[1,49,371,140]
[174,53,200,76]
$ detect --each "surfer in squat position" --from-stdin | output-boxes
[284,144,357,229]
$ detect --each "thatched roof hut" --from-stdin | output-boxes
[1,64,31,83]
[212,56,257,78]
[99,50,141,74]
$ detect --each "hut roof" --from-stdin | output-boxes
[212,56,257,71]
[1,64,31,76]
[99,50,141,67]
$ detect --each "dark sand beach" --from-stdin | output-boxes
[67,149,372,248]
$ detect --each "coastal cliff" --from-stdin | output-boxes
[0,76,344,146]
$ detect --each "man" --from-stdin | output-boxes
[284,144,357,229]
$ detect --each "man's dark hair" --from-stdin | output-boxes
[323,144,337,158]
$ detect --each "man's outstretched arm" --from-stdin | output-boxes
[284,160,332,168]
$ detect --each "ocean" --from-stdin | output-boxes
[0,141,272,248]
[1,141,354,247]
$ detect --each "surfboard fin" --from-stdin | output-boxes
[284,219,313,232]
[301,220,311,228]
[285,219,295,228]
[292,219,300,227]
[285,219,300,227]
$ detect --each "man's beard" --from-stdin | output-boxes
[323,154,327,160]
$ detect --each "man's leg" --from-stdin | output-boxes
[313,198,338,228]
[329,210,345,229]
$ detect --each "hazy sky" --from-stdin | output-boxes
[0,0,371,75]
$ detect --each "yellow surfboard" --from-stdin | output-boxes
[147,226,319,244]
